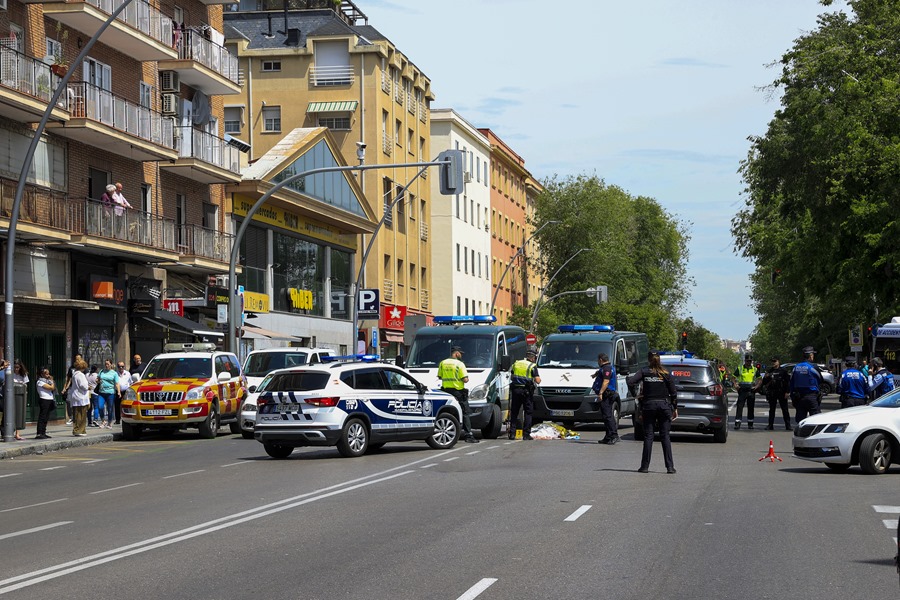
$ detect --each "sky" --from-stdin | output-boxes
[360,0,846,342]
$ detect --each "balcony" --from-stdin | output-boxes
[0,179,71,243]
[48,82,177,162]
[380,72,390,94]
[383,278,393,302]
[419,221,428,241]
[382,134,392,156]
[309,65,353,87]
[39,0,176,62]
[68,197,180,261]
[406,91,415,114]
[160,126,242,184]
[158,29,241,96]
[420,289,429,311]
[0,45,69,123]
[177,224,233,268]
[419,104,427,123]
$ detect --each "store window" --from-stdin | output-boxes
[272,233,324,316]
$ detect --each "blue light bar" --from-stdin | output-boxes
[659,350,694,358]
[322,354,381,363]
[557,324,615,333]
[433,315,497,324]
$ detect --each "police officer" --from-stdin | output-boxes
[868,357,895,399]
[508,348,540,440]
[438,346,478,443]
[593,353,620,445]
[756,357,791,430]
[733,355,760,430]
[789,346,823,423]
[627,350,678,474]
[838,356,867,408]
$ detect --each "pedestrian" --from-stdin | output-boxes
[60,353,82,425]
[34,367,56,439]
[593,352,620,445]
[438,345,478,443]
[627,350,678,474]
[115,360,133,424]
[508,347,540,440]
[733,354,760,430]
[96,359,118,428]
[757,357,791,430]
[789,346,823,423]
[112,182,132,217]
[130,353,143,382]
[87,365,99,427]
[69,357,90,437]
[838,356,868,408]
[868,357,895,399]
[861,357,870,378]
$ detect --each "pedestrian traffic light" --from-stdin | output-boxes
[437,149,465,196]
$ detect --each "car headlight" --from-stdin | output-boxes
[241,402,257,412]
[823,423,849,433]
[124,388,137,401]
[185,387,205,400]
[469,384,488,402]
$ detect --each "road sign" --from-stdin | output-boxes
[357,288,380,319]
[849,324,863,346]
[526,333,537,345]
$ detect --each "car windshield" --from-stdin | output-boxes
[257,371,331,392]
[244,352,309,376]
[407,335,495,369]
[870,389,900,408]
[143,357,211,379]
[537,341,612,368]
[665,364,714,384]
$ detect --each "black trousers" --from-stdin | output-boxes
[508,387,533,437]
[36,398,55,435]
[736,385,755,423]
[443,388,474,437]
[767,393,791,428]
[640,400,674,470]
[794,392,821,424]
[839,395,866,409]
[600,391,619,438]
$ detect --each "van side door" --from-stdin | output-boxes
[495,334,510,410]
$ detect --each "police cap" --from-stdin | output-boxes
[525,347,537,357]
[802,346,816,355]
[450,346,464,354]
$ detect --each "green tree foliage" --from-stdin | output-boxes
[735,0,900,359]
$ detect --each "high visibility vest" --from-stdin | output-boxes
[438,357,467,390]
[737,365,757,385]
[511,359,535,387]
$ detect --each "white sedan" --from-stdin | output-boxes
[792,389,900,474]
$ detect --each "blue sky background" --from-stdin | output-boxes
[361,0,845,341]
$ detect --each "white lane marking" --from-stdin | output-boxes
[0,469,414,594]
[457,578,498,600]
[420,464,437,469]
[220,461,251,468]
[0,498,68,513]
[444,457,460,462]
[89,483,143,495]
[873,505,900,513]
[882,519,899,530]
[564,505,592,522]
[465,451,480,455]
[82,459,108,464]
[39,467,66,471]
[485,445,501,450]
[0,473,21,479]
[162,470,205,479]
[0,522,72,542]
[503,441,516,445]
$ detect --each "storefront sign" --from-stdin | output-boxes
[379,304,407,330]
[287,288,314,311]
[89,274,126,309]
[206,286,229,308]
[163,299,184,317]
[243,291,270,313]
[128,299,156,317]
[233,194,358,250]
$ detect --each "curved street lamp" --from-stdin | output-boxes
[530,247,590,332]
[488,220,560,318]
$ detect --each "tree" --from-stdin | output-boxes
[734,0,900,358]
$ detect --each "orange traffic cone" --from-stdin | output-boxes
[759,439,782,462]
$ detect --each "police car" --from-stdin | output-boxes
[253,355,463,458]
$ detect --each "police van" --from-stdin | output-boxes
[401,315,528,438]
[533,324,649,427]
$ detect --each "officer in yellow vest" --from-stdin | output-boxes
[733,355,760,429]
[438,345,478,443]
[508,348,541,440]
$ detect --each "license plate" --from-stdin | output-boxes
[550,409,575,417]
[277,404,300,414]
[144,409,173,416]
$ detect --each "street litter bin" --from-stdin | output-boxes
[14,383,26,429]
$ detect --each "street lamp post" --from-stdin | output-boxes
[530,287,601,329]
[488,220,560,318]
[530,247,589,332]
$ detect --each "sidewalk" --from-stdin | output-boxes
[0,419,121,460]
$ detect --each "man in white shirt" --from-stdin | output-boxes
[115,360,134,425]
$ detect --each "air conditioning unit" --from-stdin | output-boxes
[161,93,178,115]
[215,275,228,287]
[463,171,472,183]
[160,70,180,92]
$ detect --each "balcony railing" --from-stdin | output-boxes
[69,197,177,251]
[177,28,240,84]
[87,0,173,50]
[406,91,415,114]
[382,134,392,156]
[381,72,390,94]
[420,289,429,311]
[394,86,403,104]
[176,126,240,175]
[419,221,428,241]
[68,81,174,148]
[178,223,233,262]
[383,278,393,302]
[0,178,69,229]
[0,45,66,108]
[419,104,427,123]
[309,65,353,86]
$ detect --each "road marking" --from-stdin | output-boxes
[39,466,66,471]
[485,445,501,450]
[0,498,68,513]
[220,461,251,468]
[465,451,480,455]
[503,441,516,445]
[82,459,108,464]
[420,464,437,469]
[456,578,498,600]
[873,505,900,513]
[0,522,72,542]
[444,457,460,462]
[89,483,143,495]
[882,519,899,530]
[564,505,592,522]
[0,473,21,479]
[162,470,205,479]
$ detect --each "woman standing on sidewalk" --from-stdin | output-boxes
[70,358,90,436]
[34,368,56,439]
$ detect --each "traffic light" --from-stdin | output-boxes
[437,149,465,196]
[681,331,687,348]
[770,269,781,285]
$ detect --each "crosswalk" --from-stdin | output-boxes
[872,505,899,546]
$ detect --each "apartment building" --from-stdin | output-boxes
[224,0,434,357]
[524,173,544,310]
[0,0,242,418]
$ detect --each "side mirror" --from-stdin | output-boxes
[395,355,406,368]
[217,371,230,383]
[500,355,511,371]
[248,385,257,393]
[616,363,629,376]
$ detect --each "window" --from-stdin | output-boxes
[396,186,405,234]
[476,157,480,182]
[465,298,469,314]
[139,82,152,109]
[456,244,460,272]
[407,128,413,154]
[409,263,416,291]
[224,107,241,133]
[471,250,475,277]
[477,252,481,278]
[397,258,404,287]
[394,119,401,147]
[262,60,281,72]
[409,194,415,221]
[46,38,61,63]
[455,196,460,219]
[175,193,187,247]
[419,136,425,161]
[464,246,468,274]
[463,195,467,222]
[470,200,474,226]
[382,177,393,228]
[318,116,351,130]
[262,106,281,132]
[457,296,461,315]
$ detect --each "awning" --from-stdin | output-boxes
[383,331,404,344]
[143,311,224,338]
[242,323,303,341]
[306,101,358,113]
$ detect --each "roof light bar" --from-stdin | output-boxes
[322,354,381,363]
[433,315,497,324]
[557,324,614,333]
[659,350,695,359]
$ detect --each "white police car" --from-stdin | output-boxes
[253,355,463,458]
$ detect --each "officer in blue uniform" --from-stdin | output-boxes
[593,353,620,445]
[838,356,868,408]
[868,357,895,399]
[789,346,822,423]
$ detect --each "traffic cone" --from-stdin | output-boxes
[759,439,782,462]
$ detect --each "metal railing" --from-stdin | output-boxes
[421,289,429,311]
[0,45,67,109]
[308,65,353,86]
[68,81,175,148]
[176,126,240,175]
[382,134,392,156]
[394,85,403,104]
[381,71,390,94]
[383,278,393,302]
[0,178,68,229]
[177,29,240,84]
[69,197,178,251]
[87,0,174,49]
[406,91,415,114]
[177,223,233,262]
[419,221,428,241]
[419,104,427,123]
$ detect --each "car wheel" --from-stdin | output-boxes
[198,403,219,439]
[825,462,851,473]
[264,443,292,459]
[229,421,241,435]
[613,401,621,427]
[121,422,142,441]
[820,383,832,395]
[859,433,892,474]
[481,404,501,439]
[713,427,728,444]
[428,412,460,449]
[337,418,368,457]
[241,430,254,440]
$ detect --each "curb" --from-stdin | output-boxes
[0,432,121,460]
